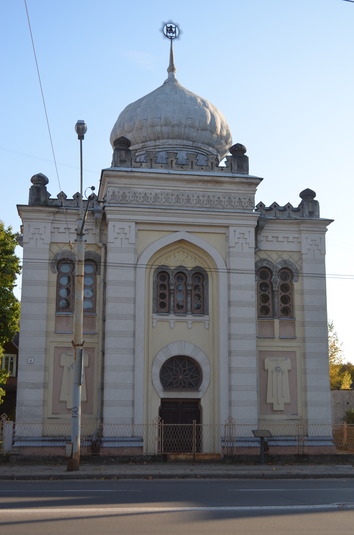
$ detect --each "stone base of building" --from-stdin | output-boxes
[11,434,336,457]
[228,435,336,454]
[231,445,337,456]
[166,453,222,462]
[12,435,145,456]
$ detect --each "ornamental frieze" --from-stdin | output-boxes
[106,187,255,210]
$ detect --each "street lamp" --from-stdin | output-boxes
[75,120,87,213]
[75,119,87,138]
[67,120,87,471]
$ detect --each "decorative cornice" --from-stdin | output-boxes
[106,187,255,211]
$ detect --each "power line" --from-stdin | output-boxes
[23,0,61,191]
[23,0,72,241]
[12,256,354,280]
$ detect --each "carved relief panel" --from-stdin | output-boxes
[51,346,96,415]
[23,222,51,247]
[229,227,255,252]
[259,350,298,416]
[107,221,135,246]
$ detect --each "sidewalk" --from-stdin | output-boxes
[1,461,354,480]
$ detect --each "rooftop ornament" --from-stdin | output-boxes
[162,21,181,40]
[161,21,181,79]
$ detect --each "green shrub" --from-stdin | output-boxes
[343,409,354,424]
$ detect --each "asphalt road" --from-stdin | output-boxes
[0,479,354,535]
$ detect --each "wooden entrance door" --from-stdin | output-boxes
[159,400,201,453]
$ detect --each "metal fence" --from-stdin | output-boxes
[0,414,13,453]
[3,419,354,456]
[0,415,6,447]
[333,424,354,452]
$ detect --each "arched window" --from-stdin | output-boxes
[156,271,170,313]
[257,267,273,318]
[56,260,75,312]
[191,272,205,314]
[174,272,187,314]
[154,266,208,315]
[160,356,202,390]
[56,259,97,314]
[83,260,97,313]
[278,268,294,318]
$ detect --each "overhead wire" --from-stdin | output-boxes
[23,0,72,245]
[13,254,354,281]
[21,0,354,285]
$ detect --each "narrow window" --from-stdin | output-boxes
[278,268,294,318]
[156,271,170,313]
[257,267,273,318]
[174,272,187,313]
[1,354,16,377]
[83,260,97,313]
[191,272,205,314]
[56,260,74,312]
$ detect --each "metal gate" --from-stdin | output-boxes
[159,400,201,453]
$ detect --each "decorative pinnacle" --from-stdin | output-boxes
[162,22,180,40]
[161,21,181,79]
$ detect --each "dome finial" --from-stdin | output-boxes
[162,22,181,80]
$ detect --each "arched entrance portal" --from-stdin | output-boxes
[158,355,202,453]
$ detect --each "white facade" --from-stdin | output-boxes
[15,40,333,454]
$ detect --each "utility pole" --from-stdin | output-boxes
[67,120,87,471]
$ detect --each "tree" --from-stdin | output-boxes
[341,362,354,388]
[340,371,353,390]
[0,222,21,345]
[328,322,354,390]
[0,221,21,404]
[328,321,345,390]
[0,371,8,405]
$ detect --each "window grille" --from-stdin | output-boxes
[56,260,75,312]
[83,261,97,313]
[257,267,273,317]
[154,266,208,315]
[160,356,202,390]
[278,268,294,318]
[174,272,187,313]
[56,259,97,314]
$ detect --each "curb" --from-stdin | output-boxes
[1,470,354,481]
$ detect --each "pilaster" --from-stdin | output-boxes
[16,214,53,423]
[228,219,258,425]
[103,216,136,425]
[301,224,332,427]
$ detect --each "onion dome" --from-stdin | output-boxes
[110,34,232,161]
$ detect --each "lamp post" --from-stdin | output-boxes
[67,120,87,471]
[75,120,87,217]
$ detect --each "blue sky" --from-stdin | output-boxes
[1,0,353,361]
